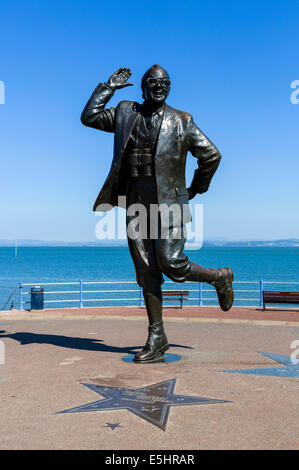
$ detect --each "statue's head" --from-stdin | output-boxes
[141,64,171,104]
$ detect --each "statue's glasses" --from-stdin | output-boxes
[146,78,171,88]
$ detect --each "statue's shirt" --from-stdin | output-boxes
[127,103,164,153]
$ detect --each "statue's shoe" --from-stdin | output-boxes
[210,267,234,312]
[134,322,169,363]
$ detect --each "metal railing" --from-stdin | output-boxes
[5,279,298,311]
[1,285,19,311]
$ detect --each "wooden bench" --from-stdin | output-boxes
[262,291,299,310]
[162,290,189,309]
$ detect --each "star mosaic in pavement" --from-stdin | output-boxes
[104,422,122,430]
[219,351,299,378]
[57,378,231,431]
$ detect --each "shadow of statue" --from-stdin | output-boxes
[0,330,194,355]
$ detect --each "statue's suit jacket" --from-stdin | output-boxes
[81,83,221,227]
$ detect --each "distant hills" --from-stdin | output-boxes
[204,238,299,247]
[0,239,299,247]
[0,239,127,247]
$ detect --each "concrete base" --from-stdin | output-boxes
[0,306,298,449]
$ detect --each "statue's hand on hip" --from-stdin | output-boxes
[197,180,210,194]
[107,67,133,90]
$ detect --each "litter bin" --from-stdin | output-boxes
[31,286,44,310]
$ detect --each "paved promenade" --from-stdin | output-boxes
[0,306,298,450]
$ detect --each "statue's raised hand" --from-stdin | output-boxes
[107,67,133,90]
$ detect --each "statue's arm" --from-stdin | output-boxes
[81,83,116,132]
[81,67,133,132]
[187,117,221,199]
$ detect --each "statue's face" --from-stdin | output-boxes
[143,68,171,104]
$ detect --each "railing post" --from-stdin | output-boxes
[259,279,264,308]
[19,281,24,311]
[199,282,203,306]
[79,280,83,308]
[140,287,143,307]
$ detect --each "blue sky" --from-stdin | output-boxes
[0,0,298,241]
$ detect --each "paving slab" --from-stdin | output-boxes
[0,306,298,450]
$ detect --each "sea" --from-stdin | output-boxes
[0,246,298,310]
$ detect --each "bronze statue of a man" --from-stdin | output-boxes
[81,65,234,363]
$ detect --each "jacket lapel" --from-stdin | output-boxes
[155,103,170,159]
[122,103,139,152]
